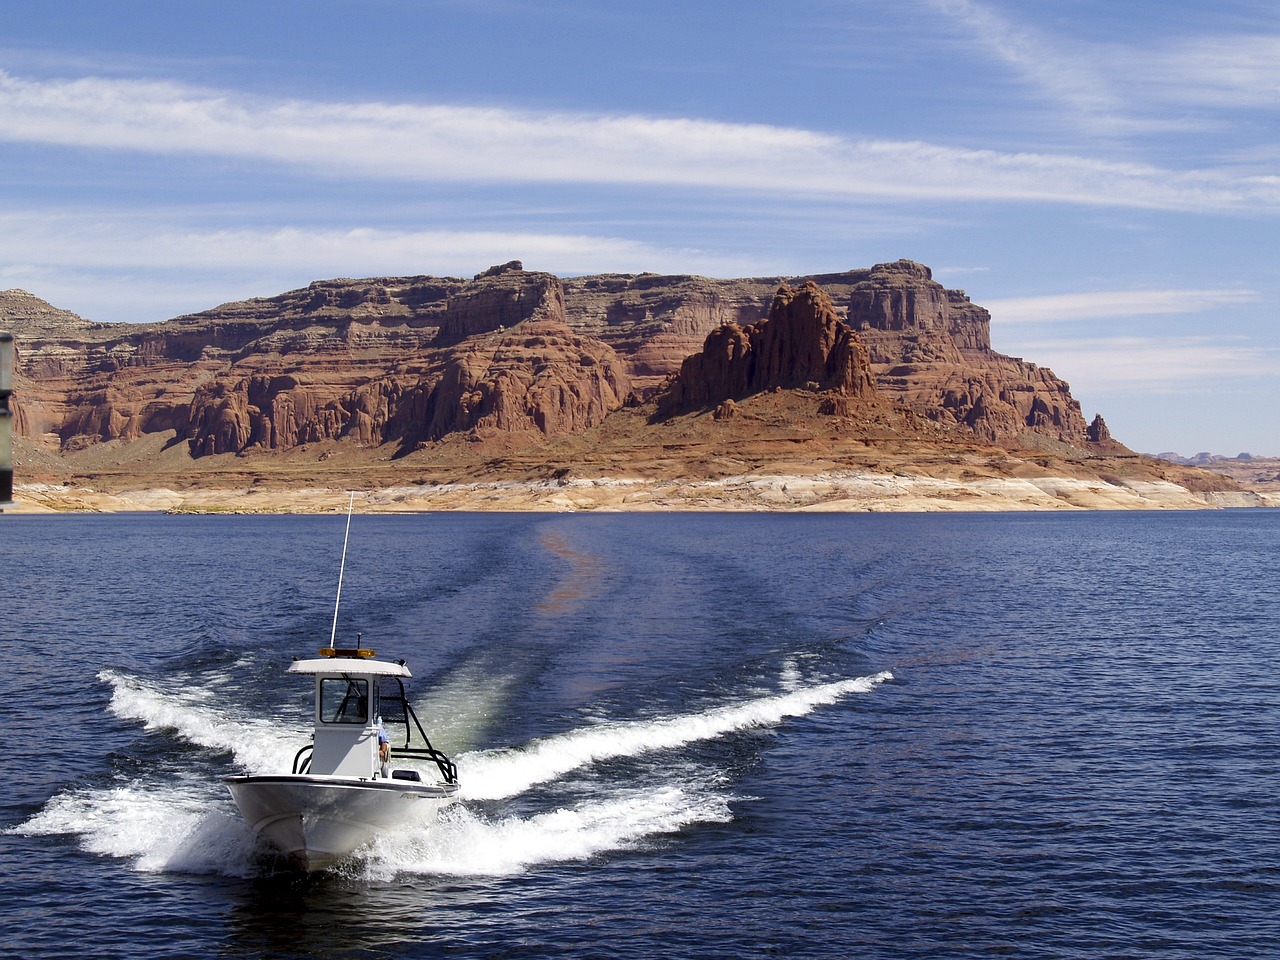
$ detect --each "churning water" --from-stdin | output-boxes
[2,510,1279,958]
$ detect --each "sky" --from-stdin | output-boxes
[0,0,1277,455]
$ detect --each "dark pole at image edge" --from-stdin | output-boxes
[0,332,14,509]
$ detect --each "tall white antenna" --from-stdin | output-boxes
[329,491,356,646]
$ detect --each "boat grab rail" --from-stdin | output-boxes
[392,744,458,784]
[282,677,458,784]
[381,677,459,785]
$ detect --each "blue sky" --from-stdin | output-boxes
[1,0,1276,455]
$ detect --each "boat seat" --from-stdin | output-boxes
[391,769,422,782]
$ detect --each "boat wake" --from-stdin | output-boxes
[364,784,733,879]
[12,667,892,878]
[458,671,894,801]
[100,668,308,775]
[16,781,262,875]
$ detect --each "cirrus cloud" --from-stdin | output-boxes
[985,288,1261,324]
[1007,335,1279,393]
[0,212,784,322]
[0,67,1277,213]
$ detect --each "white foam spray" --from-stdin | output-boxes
[16,782,263,876]
[458,671,893,801]
[779,657,803,692]
[101,668,306,775]
[363,784,733,880]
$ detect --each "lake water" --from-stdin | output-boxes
[2,509,1279,959]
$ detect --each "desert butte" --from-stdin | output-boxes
[3,260,1275,514]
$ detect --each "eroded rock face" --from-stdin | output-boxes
[435,263,563,344]
[185,375,364,455]
[177,272,630,455]
[0,289,95,338]
[1083,412,1133,455]
[418,315,630,442]
[662,281,875,413]
[848,259,991,351]
[563,274,780,394]
[4,260,1125,460]
[849,260,1097,450]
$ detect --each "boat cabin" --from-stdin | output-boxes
[286,647,458,785]
[287,650,408,778]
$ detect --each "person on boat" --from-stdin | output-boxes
[377,718,391,778]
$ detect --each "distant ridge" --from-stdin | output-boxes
[1154,452,1260,465]
[5,259,1124,458]
[4,257,1264,513]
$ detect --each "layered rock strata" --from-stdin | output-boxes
[175,274,629,455]
[662,281,875,413]
[848,261,1099,451]
[1,260,1123,461]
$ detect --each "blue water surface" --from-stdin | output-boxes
[1,509,1278,959]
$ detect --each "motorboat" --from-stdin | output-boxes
[225,644,460,870]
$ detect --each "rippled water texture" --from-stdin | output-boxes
[2,511,1279,959]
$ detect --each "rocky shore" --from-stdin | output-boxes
[11,472,1273,514]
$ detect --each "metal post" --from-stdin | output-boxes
[0,332,12,509]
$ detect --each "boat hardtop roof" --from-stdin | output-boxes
[288,657,412,677]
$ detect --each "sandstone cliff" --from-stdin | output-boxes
[2,260,1126,470]
[847,260,1100,452]
[409,302,630,446]
[562,273,780,394]
[172,271,629,456]
[661,281,875,413]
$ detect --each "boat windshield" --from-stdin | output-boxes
[319,677,368,724]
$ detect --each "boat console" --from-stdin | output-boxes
[287,646,458,784]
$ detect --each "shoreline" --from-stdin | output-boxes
[9,472,1276,514]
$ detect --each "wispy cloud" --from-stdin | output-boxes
[0,68,1276,213]
[0,216,737,274]
[922,0,1122,124]
[0,212,798,276]
[985,288,1262,323]
[1009,335,1279,393]
[1122,34,1280,112]
[0,213,784,322]
[925,0,1280,136]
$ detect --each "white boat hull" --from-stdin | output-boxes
[225,774,458,870]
